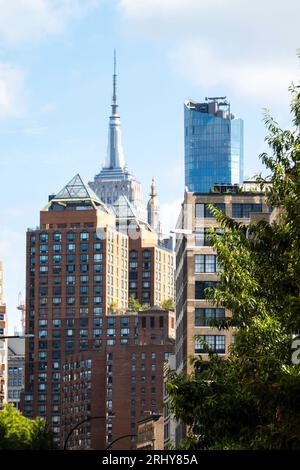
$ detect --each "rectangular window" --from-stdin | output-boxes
[195,254,219,273]
[195,335,226,354]
[232,203,262,218]
[195,281,218,299]
[195,203,225,218]
[195,308,225,326]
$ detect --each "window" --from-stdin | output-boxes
[67,231,75,242]
[232,203,262,218]
[53,244,61,253]
[195,335,226,354]
[39,255,48,265]
[130,281,137,289]
[66,275,75,285]
[195,227,224,246]
[195,203,225,218]
[142,249,150,259]
[130,250,137,259]
[150,317,155,328]
[151,352,156,360]
[195,254,219,273]
[39,233,48,243]
[121,328,130,337]
[195,281,218,299]
[195,308,225,326]
[159,316,164,328]
[67,243,76,253]
[129,261,138,270]
[94,242,102,252]
[80,232,89,241]
[141,317,146,328]
[53,232,62,242]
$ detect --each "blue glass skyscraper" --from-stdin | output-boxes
[184,97,244,193]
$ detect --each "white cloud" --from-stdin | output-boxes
[171,43,299,104]
[0,63,26,119]
[118,0,300,103]
[0,0,100,45]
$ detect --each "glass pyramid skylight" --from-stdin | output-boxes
[54,174,101,201]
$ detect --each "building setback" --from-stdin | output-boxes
[174,183,270,445]
[61,308,175,450]
[0,261,8,406]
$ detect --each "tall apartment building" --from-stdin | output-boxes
[61,307,175,450]
[7,338,25,409]
[184,97,244,193]
[22,174,128,443]
[175,184,270,375]
[174,184,269,445]
[0,261,8,407]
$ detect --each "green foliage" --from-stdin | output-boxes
[167,76,300,449]
[128,296,142,312]
[0,404,56,450]
[161,298,175,311]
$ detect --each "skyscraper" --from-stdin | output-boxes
[89,51,146,221]
[184,97,244,193]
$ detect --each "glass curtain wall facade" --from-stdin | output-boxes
[184,99,244,193]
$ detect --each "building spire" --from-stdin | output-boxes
[112,48,118,116]
[105,49,125,169]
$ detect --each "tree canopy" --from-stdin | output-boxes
[167,78,300,450]
[0,404,56,450]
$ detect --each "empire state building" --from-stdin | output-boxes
[89,51,146,221]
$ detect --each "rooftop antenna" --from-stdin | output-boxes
[112,49,118,115]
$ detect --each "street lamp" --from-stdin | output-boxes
[63,415,110,450]
[105,434,137,451]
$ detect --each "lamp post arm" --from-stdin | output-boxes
[63,415,106,450]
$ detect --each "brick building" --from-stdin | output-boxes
[22,174,128,443]
[61,307,175,450]
[22,174,175,449]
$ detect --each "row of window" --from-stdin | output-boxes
[38,254,103,264]
[32,265,103,274]
[34,242,102,254]
[33,232,100,243]
[38,275,102,285]
[195,203,263,219]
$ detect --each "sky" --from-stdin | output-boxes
[0,0,299,332]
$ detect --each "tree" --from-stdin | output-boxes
[128,296,142,312]
[0,404,56,450]
[161,298,175,311]
[167,77,300,450]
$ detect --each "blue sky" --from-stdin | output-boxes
[0,0,299,331]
